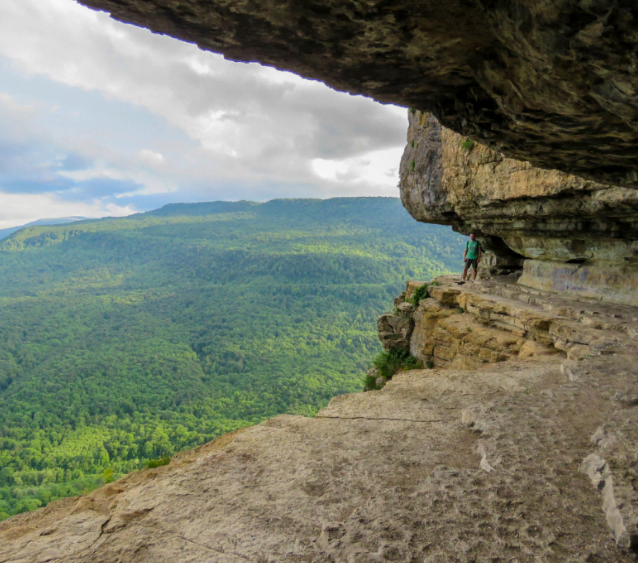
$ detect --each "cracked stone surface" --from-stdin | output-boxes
[399,275,638,369]
[2,279,638,562]
[76,0,638,186]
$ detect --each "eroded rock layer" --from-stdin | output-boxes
[3,276,638,561]
[382,277,638,369]
[400,111,638,305]
[78,0,638,185]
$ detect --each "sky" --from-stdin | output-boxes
[0,0,408,229]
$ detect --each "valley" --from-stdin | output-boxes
[0,197,463,520]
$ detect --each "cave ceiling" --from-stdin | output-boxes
[77,0,638,187]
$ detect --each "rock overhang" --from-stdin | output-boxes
[77,0,638,187]
[399,109,638,305]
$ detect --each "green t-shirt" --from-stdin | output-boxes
[466,240,482,260]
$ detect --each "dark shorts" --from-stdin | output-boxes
[465,258,478,270]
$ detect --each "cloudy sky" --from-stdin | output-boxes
[0,0,407,229]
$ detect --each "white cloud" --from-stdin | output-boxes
[0,0,408,226]
[0,92,35,115]
[137,149,166,167]
[0,191,133,229]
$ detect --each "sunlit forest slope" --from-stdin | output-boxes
[0,197,464,519]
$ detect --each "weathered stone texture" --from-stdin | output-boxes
[520,259,638,308]
[404,278,562,368]
[398,275,638,370]
[78,0,638,186]
[401,111,638,254]
[377,309,414,352]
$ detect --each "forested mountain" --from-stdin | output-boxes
[0,217,85,240]
[0,197,464,520]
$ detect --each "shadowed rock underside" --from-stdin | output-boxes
[77,0,638,186]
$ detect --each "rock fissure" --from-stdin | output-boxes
[315,415,449,423]
[164,530,251,559]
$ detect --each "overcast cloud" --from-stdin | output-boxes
[0,0,407,229]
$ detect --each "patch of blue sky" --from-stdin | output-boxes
[0,55,196,158]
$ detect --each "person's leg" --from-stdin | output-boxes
[472,260,478,280]
[461,262,469,282]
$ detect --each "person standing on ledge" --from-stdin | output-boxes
[459,233,482,284]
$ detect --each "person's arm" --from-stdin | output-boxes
[463,242,468,260]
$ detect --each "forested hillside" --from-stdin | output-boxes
[0,197,463,520]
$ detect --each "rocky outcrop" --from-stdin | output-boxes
[377,302,415,352]
[400,111,638,305]
[401,277,638,367]
[78,0,638,186]
[3,276,638,561]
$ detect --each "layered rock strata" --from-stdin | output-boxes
[400,111,638,306]
[3,277,638,561]
[381,276,638,371]
[78,0,638,186]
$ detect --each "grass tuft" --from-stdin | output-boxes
[145,455,171,469]
[460,139,475,151]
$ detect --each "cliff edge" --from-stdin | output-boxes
[3,277,638,562]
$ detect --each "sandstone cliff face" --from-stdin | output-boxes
[400,111,638,306]
[78,0,638,186]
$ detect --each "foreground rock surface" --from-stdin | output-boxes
[2,278,638,562]
[78,0,638,186]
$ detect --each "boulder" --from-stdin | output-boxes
[377,312,414,352]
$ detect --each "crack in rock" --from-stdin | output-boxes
[315,415,449,423]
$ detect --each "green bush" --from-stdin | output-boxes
[425,359,435,369]
[411,284,430,307]
[410,107,416,115]
[457,306,465,314]
[145,456,171,469]
[410,159,416,171]
[460,139,475,151]
[364,375,381,391]
[372,349,421,379]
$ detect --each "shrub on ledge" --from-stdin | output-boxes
[146,456,171,469]
[373,348,422,379]
[410,284,430,308]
